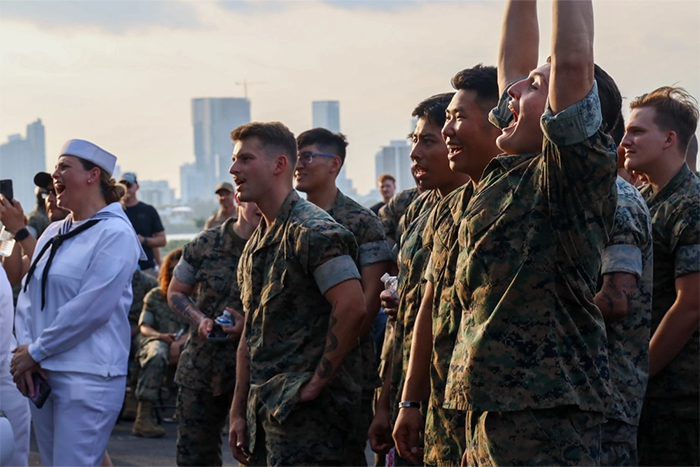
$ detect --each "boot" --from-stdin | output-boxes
[121,390,137,421]
[132,401,165,438]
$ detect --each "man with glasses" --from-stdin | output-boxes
[120,172,167,276]
[295,128,392,465]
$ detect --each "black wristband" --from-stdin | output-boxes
[14,228,30,242]
[397,401,421,409]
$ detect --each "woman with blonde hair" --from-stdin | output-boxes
[12,139,144,466]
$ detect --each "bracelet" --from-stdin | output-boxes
[14,228,30,242]
[397,401,421,409]
[196,315,207,326]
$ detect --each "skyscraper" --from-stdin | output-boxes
[0,119,46,209]
[374,140,413,192]
[311,100,356,195]
[192,97,251,191]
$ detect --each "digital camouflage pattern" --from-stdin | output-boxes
[389,189,441,424]
[238,190,362,462]
[173,218,246,396]
[600,176,652,427]
[464,407,605,466]
[176,386,233,466]
[326,189,392,465]
[601,420,638,467]
[445,83,617,414]
[421,183,474,467]
[378,187,420,245]
[639,163,700,401]
[135,287,188,402]
[638,164,700,466]
[129,270,158,327]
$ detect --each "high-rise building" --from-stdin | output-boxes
[0,119,46,209]
[180,162,206,203]
[374,140,413,192]
[311,100,356,196]
[139,180,176,207]
[192,97,250,190]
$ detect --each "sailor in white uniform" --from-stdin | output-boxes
[11,139,144,467]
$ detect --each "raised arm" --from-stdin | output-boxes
[498,0,539,94]
[549,0,595,114]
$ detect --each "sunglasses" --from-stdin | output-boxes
[40,189,56,200]
[122,182,133,188]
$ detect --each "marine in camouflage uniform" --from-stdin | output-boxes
[378,187,420,247]
[238,190,362,466]
[388,189,441,427]
[128,270,158,387]
[135,287,188,403]
[637,164,700,467]
[444,83,617,465]
[325,189,392,465]
[598,176,653,466]
[420,183,474,467]
[172,218,246,466]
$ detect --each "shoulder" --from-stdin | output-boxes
[291,200,353,242]
[144,286,161,302]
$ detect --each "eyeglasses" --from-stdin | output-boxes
[297,151,337,164]
[122,182,133,189]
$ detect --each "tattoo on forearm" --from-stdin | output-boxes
[316,307,339,379]
[171,294,202,325]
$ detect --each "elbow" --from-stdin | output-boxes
[552,54,593,77]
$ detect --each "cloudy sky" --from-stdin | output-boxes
[1,0,698,196]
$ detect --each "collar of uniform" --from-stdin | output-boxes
[257,189,300,249]
[451,182,475,225]
[327,188,346,217]
[214,217,244,253]
[643,163,695,207]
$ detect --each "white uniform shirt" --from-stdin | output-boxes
[15,202,142,377]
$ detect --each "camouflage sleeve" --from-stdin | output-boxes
[673,213,700,278]
[358,216,392,269]
[602,185,649,278]
[379,199,399,243]
[173,233,206,284]
[301,222,361,295]
[138,288,159,327]
[602,245,643,278]
[541,82,602,147]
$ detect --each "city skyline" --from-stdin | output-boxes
[1,0,698,195]
[0,119,46,209]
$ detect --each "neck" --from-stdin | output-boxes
[257,183,294,228]
[233,215,257,240]
[645,154,685,193]
[71,196,108,221]
[124,197,139,208]
[438,173,471,197]
[305,183,338,212]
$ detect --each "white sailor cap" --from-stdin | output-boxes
[59,139,117,176]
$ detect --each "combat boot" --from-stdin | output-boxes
[132,401,165,438]
[121,389,137,420]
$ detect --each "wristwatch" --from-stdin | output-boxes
[397,401,421,409]
[14,228,30,242]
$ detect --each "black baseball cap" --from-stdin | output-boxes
[34,172,53,189]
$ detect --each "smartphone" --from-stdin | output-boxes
[30,373,51,409]
[207,324,229,343]
[0,180,14,206]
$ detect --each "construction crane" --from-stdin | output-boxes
[235,80,266,99]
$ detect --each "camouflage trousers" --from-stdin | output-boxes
[600,419,637,466]
[345,389,373,467]
[175,386,233,467]
[424,403,466,467]
[638,397,699,467]
[463,406,605,466]
[248,401,351,466]
[135,340,168,402]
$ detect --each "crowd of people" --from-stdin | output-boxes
[1,0,699,466]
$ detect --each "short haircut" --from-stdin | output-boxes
[412,93,455,128]
[231,121,298,166]
[378,174,395,184]
[451,64,499,111]
[594,64,623,136]
[630,86,699,154]
[296,128,349,164]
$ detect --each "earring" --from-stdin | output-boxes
[88,179,92,184]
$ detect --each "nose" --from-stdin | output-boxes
[508,80,525,99]
[442,118,455,138]
[229,159,238,176]
[620,132,632,148]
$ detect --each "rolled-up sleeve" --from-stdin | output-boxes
[359,240,392,269]
[541,82,602,147]
[313,255,361,295]
[675,245,700,278]
[173,257,197,285]
[602,244,643,278]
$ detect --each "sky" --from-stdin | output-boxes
[1,0,699,196]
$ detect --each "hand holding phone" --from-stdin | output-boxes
[30,373,51,409]
[0,180,14,206]
[207,324,229,343]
